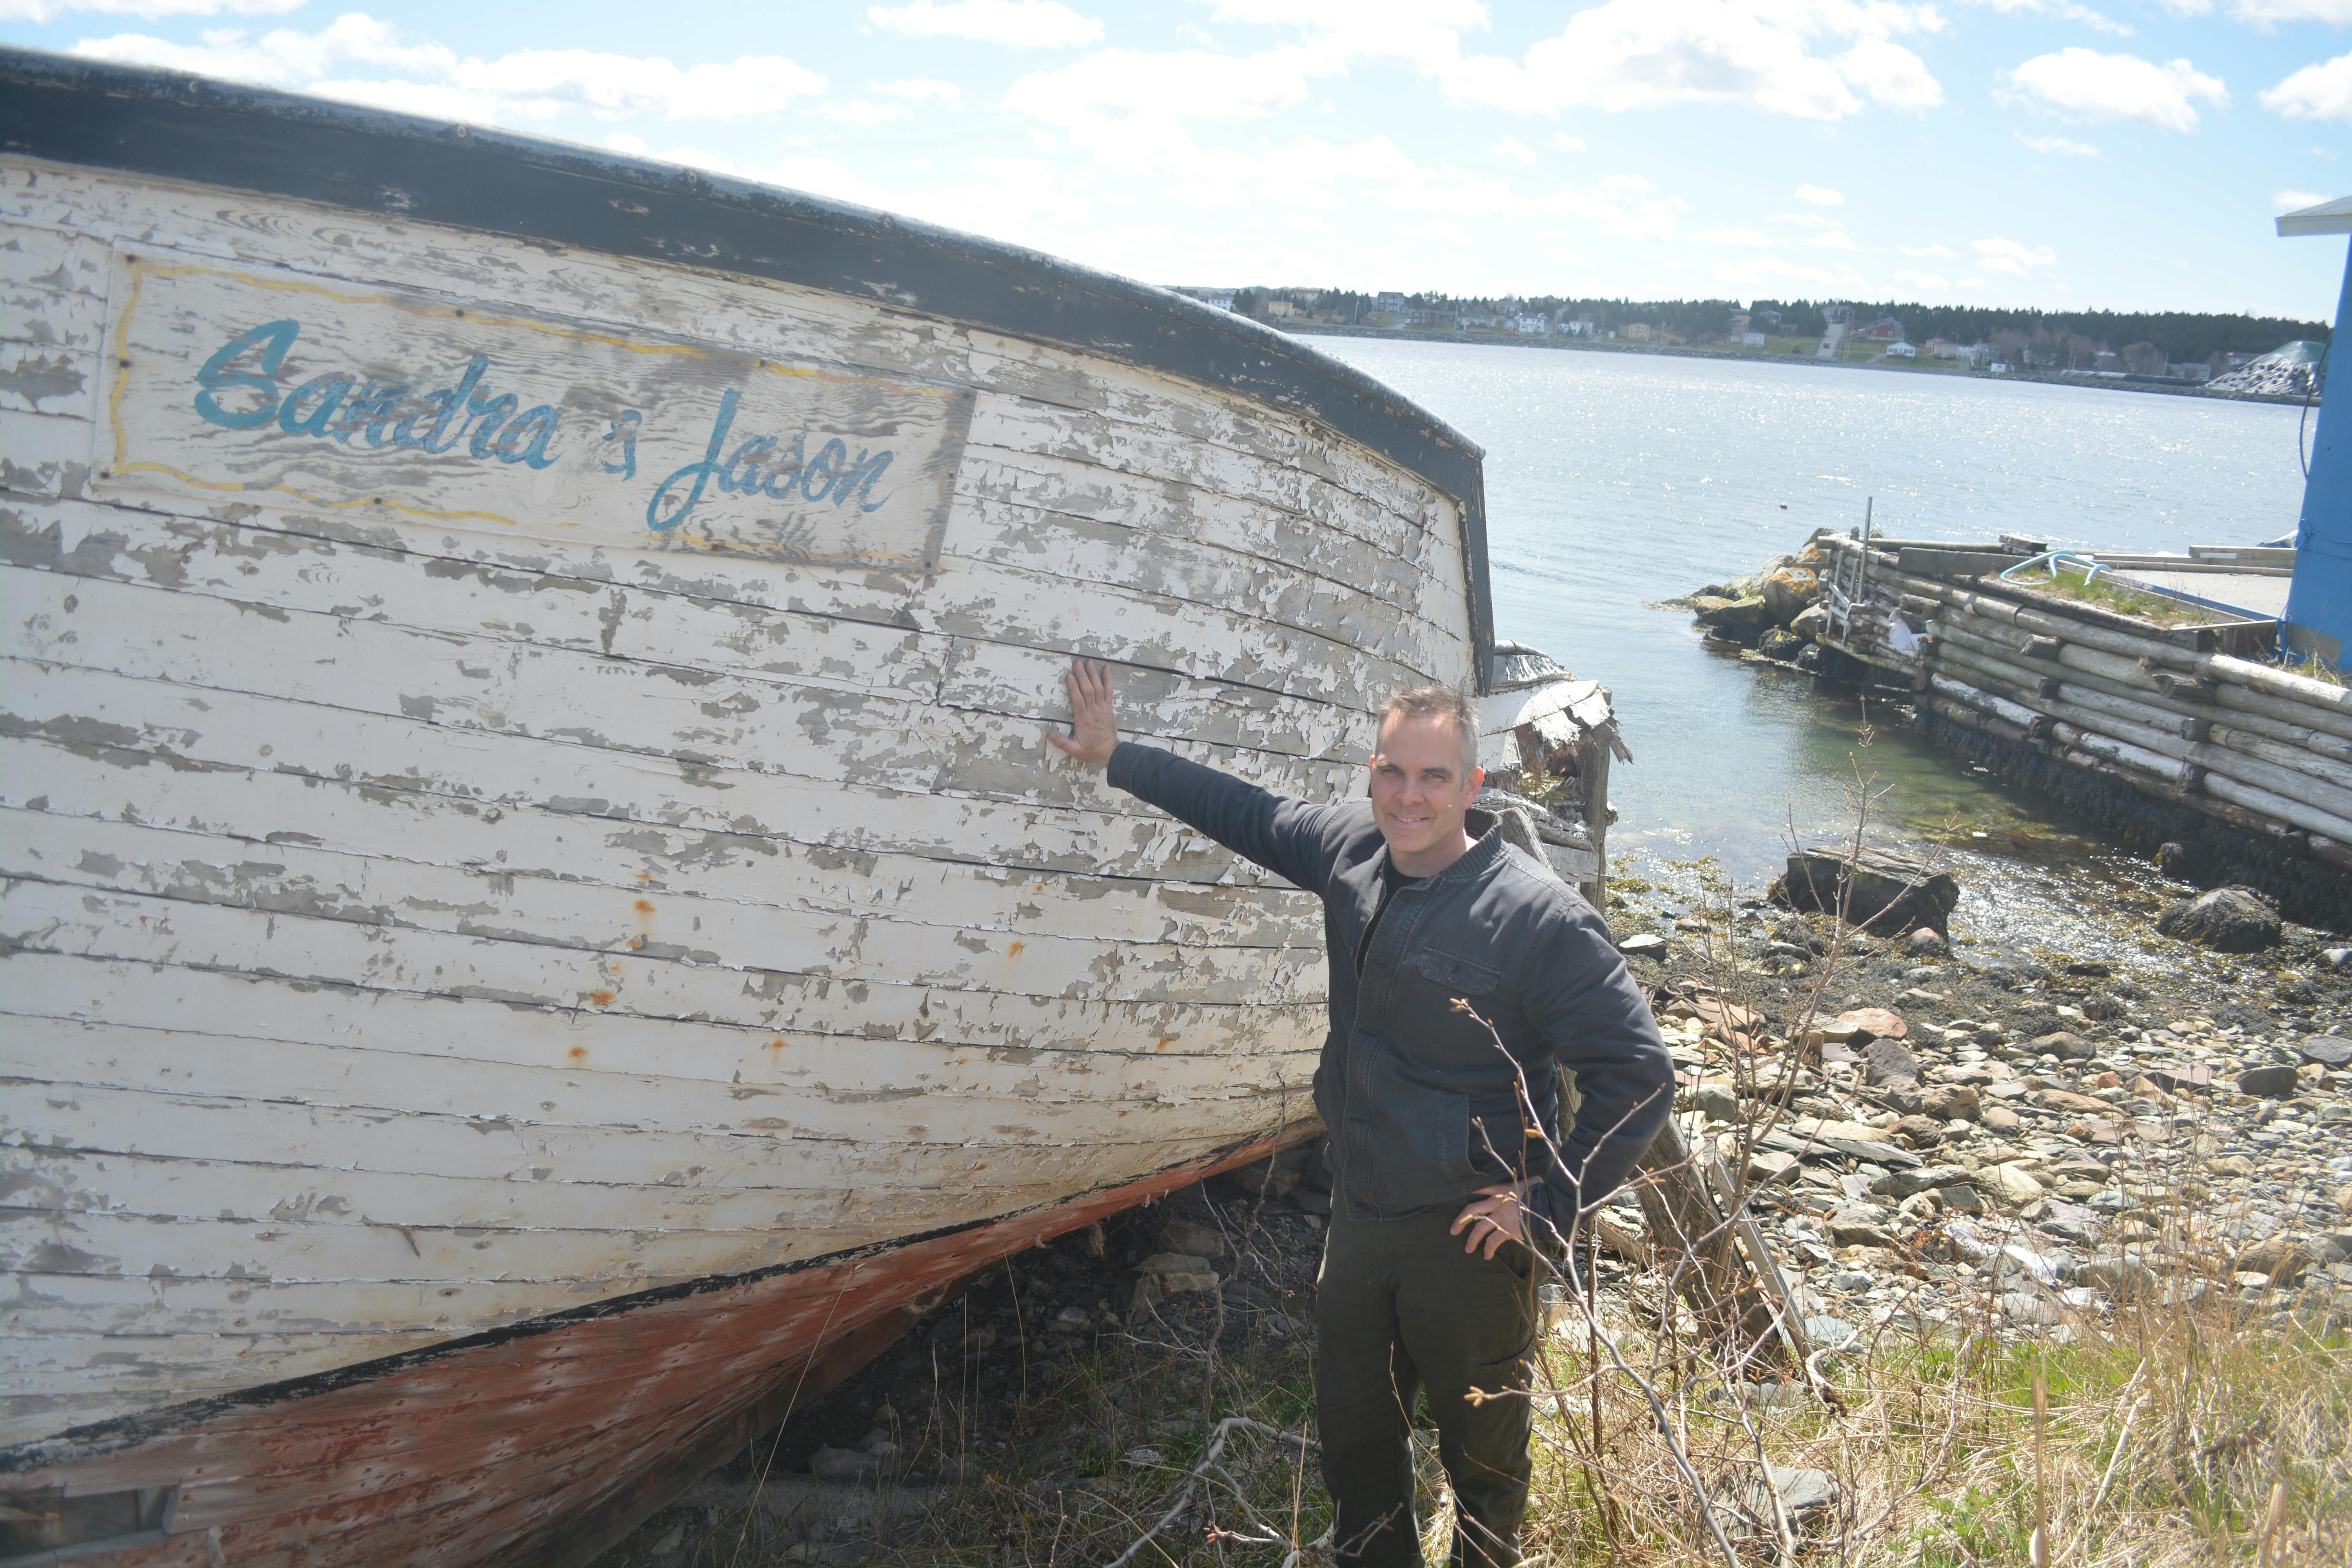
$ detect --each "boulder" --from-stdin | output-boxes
[2154,886,2281,953]
[1757,627,1806,662]
[1835,1007,1910,1042]
[2233,1237,2312,1283]
[1775,846,1961,936]
[1983,1163,2046,1206]
[1136,1252,1220,1294]
[2237,1064,2301,1099]
[1747,1150,1803,1185]
[1891,1114,1947,1146]
[1758,564,1819,626]
[1904,927,1949,957]
[1920,1084,1982,1122]
[1693,1083,1741,1123]
[1826,1209,1892,1248]
[1870,1164,1973,1199]
[1693,595,1773,641]
[1789,603,1829,642]
[1153,1217,1230,1261]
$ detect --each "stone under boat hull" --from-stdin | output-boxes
[0,47,1612,1566]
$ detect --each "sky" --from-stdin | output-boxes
[4,0,2350,321]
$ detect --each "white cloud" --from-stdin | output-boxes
[1838,37,1943,109]
[2276,188,2332,210]
[867,0,1103,47]
[2157,0,2211,11]
[1810,228,1859,248]
[824,99,903,125]
[1551,133,1586,151]
[2263,53,2352,125]
[1492,134,1537,163]
[0,0,297,17]
[1973,235,2058,274]
[1795,183,1844,205]
[1206,0,1492,74]
[1900,241,1956,256]
[1770,210,1831,227]
[1953,0,2132,35]
[1894,268,1949,287]
[1439,0,1945,123]
[2230,0,2352,23]
[1693,227,1773,244]
[2003,49,2227,132]
[71,16,826,121]
[2016,131,2101,154]
[877,77,965,103]
[1602,172,1655,190]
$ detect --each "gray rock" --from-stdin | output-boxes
[2030,1031,2095,1061]
[2238,1064,2301,1099]
[2077,1254,2158,1299]
[1153,1218,1230,1260]
[2297,1038,2352,1069]
[1789,603,1830,641]
[1827,1209,1891,1247]
[1618,931,1668,955]
[1999,1291,2063,1325]
[1775,845,1960,936]
[1865,1038,1922,1087]
[1747,1150,1803,1185]
[1870,1164,1972,1198]
[1736,1464,1840,1526]
[1136,1252,1220,1294]
[1803,1316,1862,1350]
[809,1447,882,1481]
[2154,886,2281,953]
[1757,626,1806,662]
[1693,594,1773,640]
[1694,1083,1740,1123]
[1920,1084,1982,1122]
[1905,926,1950,957]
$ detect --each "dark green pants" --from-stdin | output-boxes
[1316,1206,1539,1568]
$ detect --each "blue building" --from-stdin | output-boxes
[2279,195,2352,670]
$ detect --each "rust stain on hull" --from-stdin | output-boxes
[8,1135,1299,1568]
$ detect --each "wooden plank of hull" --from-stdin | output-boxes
[0,742,1317,949]
[4,1135,1303,1568]
[0,662,1315,889]
[1,808,1330,1007]
[0,498,1394,766]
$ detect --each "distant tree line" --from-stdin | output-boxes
[1240,287,2327,364]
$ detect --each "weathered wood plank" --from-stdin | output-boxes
[0,217,107,294]
[0,407,92,499]
[1,278,105,350]
[2,808,1326,1005]
[0,495,1399,760]
[0,660,1312,888]
[0,568,1374,812]
[1,880,1326,1052]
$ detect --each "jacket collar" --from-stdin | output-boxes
[1375,808,1507,886]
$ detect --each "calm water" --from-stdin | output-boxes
[1309,338,2312,953]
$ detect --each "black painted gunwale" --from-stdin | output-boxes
[0,45,1495,686]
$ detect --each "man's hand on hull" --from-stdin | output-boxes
[1450,1183,1531,1259]
[1048,659,1120,769]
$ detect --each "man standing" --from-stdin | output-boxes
[1048,661,1672,1568]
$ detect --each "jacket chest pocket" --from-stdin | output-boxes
[1411,948,1503,998]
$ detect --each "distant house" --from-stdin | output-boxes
[1882,341,1918,359]
[1459,308,1498,329]
[1925,338,1967,359]
[1512,314,1550,335]
[1989,362,2009,374]
[1566,316,1597,337]
[1627,322,1652,341]
[1856,315,1906,343]
[1741,332,1768,348]
[2167,362,2210,383]
[1376,292,1408,316]
[1262,299,1296,319]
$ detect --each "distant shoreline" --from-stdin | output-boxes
[1285,322,2311,407]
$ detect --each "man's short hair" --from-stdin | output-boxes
[1376,684,1480,775]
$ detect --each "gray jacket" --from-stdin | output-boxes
[1106,742,1673,1229]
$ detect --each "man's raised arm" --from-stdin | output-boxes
[1047,660,1340,895]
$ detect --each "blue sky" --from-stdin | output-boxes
[5,0,2349,320]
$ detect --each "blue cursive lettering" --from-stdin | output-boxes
[193,319,300,429]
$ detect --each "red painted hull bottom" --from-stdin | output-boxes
[9,1134,1299,1568]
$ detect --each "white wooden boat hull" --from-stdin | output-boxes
[0,48,1608,1566]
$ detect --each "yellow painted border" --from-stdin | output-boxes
[104,256,959,566]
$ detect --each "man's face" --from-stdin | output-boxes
[1368,714,1483,860]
